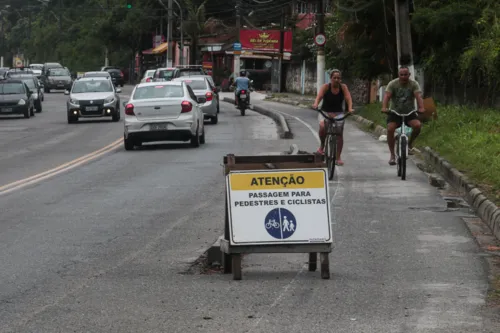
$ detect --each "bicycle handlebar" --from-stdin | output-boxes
[382,109,418,117]
[314,108,353,121]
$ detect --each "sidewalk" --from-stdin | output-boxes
[217,95,499,331]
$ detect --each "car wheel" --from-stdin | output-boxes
[124,135,134,151]
[210,114,218,125]
[217,101,220,113]
[190,127,200,148]
[67,113,78,123]
[24,108,30,119]
[30,107,35,117]
[200,127,206,144]
[112,110,120,122]
[36,100,42,113]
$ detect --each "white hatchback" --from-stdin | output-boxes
[123,81,205,150]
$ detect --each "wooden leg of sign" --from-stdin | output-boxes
[232,254,242,280]
[223,195,232,274]
[308,253,317,272]
[320,252,330,279]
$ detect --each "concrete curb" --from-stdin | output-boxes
[222,97,293,139]
[422,147,500,240]
[351,113,500,241]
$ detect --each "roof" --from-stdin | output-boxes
[0,79,23,84]
[85,71,109,75]
[137,81,183,87]
[78,77,110,81]
[172,76,206,81]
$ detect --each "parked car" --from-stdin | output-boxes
[14,74,44,112]
[122,81,205,150]
[172,76,219,123]
[0,79,35,118]
[65,77,121,123]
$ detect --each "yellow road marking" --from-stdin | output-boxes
[0,138,123,195]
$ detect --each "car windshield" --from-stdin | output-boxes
[0,83,25,94]
[133,85,184,99]
[21,79,36,89]
[179,70,203,77]
[181,79,207,90]
[49,69,69,76]
[72,80,113,93]
[159,70,174,80]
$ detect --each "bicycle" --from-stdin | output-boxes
[265,219,280,229]
[384,109,418,181]
[315,108,352,180]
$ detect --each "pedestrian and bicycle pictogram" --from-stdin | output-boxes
[264,208,296,239]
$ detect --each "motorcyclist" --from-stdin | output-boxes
[232,71,251,106]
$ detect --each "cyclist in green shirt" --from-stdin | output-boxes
[382,66,425,165]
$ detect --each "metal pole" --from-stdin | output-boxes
[316,0,325,94]
[166,0,173,67]
[234,0,241,80]
[278,7,285,93]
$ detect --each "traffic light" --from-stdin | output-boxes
[126,4,132,9]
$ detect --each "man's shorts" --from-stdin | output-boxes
[386,112,418,127]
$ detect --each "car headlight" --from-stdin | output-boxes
[104,97,115,104]
[18,99,26,105]
[32,93,38,99]
[69,98,79,105]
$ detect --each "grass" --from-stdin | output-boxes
[357,102,500,205]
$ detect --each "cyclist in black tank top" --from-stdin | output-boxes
[312,69,354,166]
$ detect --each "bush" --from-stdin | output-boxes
[357,102,500,203]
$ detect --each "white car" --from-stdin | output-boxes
[123,81,206,150]
[141,69,156,83]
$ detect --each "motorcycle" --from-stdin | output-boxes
[236,80,253,116]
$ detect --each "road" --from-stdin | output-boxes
[0,90,498,332]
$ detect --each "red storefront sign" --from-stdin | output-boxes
[239,29,292,53]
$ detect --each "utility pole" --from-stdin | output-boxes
[233,0,241,80]
[394,0,414,79]
[166,0,173,67]
[278,7,285,93]
[316,0,325,94]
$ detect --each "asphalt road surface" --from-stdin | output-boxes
[0,90,498,332]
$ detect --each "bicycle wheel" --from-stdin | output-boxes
[400,136,407,180]
[325,134,336,180]
[396,136,401,177]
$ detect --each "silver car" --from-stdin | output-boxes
[65,77,121,123]
[122,81,205,150]
[172,76,219,124]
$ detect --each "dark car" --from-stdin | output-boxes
[174,65,206,78]
[106,68,125,87]
[14,74,44,113]
[44,67,73,92]
[0,79,35,118]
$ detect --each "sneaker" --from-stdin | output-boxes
[317,147,325,155]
